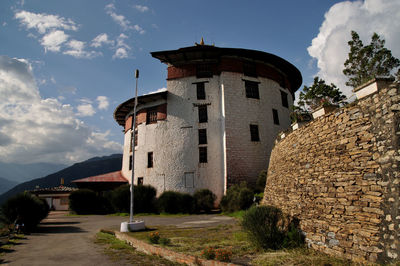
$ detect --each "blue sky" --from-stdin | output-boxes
[0,0,399,165]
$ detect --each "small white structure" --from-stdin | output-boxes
[114,43,302,201]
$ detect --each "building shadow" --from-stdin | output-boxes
[34,224,86,234]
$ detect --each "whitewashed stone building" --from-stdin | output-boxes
[114,43,302,201]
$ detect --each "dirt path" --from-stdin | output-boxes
[1,212,235,265]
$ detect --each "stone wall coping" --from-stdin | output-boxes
[353,77,395,93]
[113,230,239,266]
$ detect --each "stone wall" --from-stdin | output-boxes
[262,79,400,263]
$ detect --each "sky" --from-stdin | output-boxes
[0,0,399,165]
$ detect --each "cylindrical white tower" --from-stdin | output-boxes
[114,44,302,201]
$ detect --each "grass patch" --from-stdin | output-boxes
[222,210,246,220]
[127,221,356,265]
[94,231,183,265]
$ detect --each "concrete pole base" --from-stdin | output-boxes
[120,220,145,232]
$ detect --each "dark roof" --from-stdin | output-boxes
[151,45,302,92]
[72,171,128,183]
[113,91,168,127]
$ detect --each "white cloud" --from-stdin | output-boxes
[113,47,129,59]
[105,3,145,33]
[96,96,109,110]
[40,30,69,52]
[308,0,400,97]
[91,33,114,48]
[134,5,149,12]
[15,10,77,34]
[0,56,122,164]
[76,103,96,117]
[63,39,101,59]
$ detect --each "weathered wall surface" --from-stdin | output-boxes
[262,81,400,263]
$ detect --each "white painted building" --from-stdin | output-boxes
[114,43,302,201]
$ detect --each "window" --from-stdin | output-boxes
[137,177,143,185]
[184,172,194,188]
[243,62,257,77]
[199,147,207,163]
[198,105,208,123]
[129,155,133,170]
[134,130,138,147]
[146,108,157,124]
[196,64,212,78]
[281,91,289,108]
[198,129,207,144]
[196,82,206,100]
[272,109,280,125]
[245,80,259,99]
[250,124,260,142]
[147,152,153,168]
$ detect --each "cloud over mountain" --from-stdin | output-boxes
[0,56,122,164]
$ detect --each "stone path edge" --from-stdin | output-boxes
[112,230,238,266]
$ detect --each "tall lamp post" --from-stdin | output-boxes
[120,69,145,232]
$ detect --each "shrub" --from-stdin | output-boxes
[241,205,304,250]
[193,189,216,213]
[159,237,171,246]
[215,248,232,262]
[1,192,49,232]
[69,189,107,214]
[110,184,157,214]
[157,191,195,214]
[148,231,160,244]
[255,170,268,193]
[201,246,216,260]
[220,183,254,213]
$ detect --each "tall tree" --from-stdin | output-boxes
[343,31,400,88]
[298,77,346,111]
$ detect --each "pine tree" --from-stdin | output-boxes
[343,31,400,88]
[298,77,346,111]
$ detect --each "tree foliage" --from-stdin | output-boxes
[343,31,400,88]
[298,77,346,111]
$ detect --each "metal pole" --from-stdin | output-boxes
[130,69,139,223]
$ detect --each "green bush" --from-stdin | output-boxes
[255,170,268,193]
[1,192,49,232]
[241,205,304,250]
[193,189,216,213]
[157,191,195,214]
[110,184,157,214]
[69,189,107,214]
[220,183,254,213]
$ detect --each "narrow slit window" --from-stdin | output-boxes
[250,124,260,142]
[198,129,207,144]
[272,109,280,125]
[198,105,208,123]
[137,177,143,185]
[281,90,288,108]
[245,80,259,99]
[199,147,207,163]
[146,108,157,124]
[134,130,138,147]
[196,82,206,100]
[129,155,133,170]
[147,152,153,168]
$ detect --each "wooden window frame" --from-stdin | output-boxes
[137,177,144,185]
[147,152,153,168]
[199,147,207,163]
[146,108,157,124]
[250,124,260,142]
[281,90,289,108]
[245,80,260,99]
[272,109,280,125]
[198,105,208,123]
[198,129,207,145]
[196,82,206,100]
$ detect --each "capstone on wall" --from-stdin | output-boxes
[262,81,400,263]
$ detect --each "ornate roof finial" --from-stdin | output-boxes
[195,37,205,46]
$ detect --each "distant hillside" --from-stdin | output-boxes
[0,177,18,195]
[0,161,67,183]
[0,154,122,204]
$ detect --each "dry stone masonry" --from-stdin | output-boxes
[262,78,400,263]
